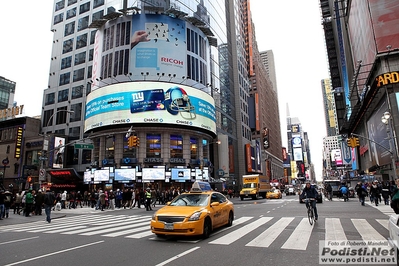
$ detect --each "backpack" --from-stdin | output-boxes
[4,195,11,203]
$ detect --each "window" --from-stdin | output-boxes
[75,51,86,65]
[63,38,74,54]
[68,0,77,6]
[71,85,83,99]
[55,106,69,125]
[54,13,64,25]
[58,88,69,102]
[55,0,65,11]
[70,103,82,122]
[105,136,115,159]
[69,126,80,137]
[146,134,161,158]
[73,68,85,82]
[45,93,55,105]
[59,72,70,86]
[90,30,97,45]
[76,34,88,49]
[78,16,89,32]
[66,7,76,19]
[170,135,183,158]
[64,21,75,36]
[92,10,103,21]
[61,56,72,69]
[93,0,104,9]
[87,65,92,79]
[82,149,92,164]
[79,2,90,14]
[43,109,54,128]
[190,137,198,159]
[88,48,93,61]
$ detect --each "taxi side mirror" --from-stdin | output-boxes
[211,202,220,207]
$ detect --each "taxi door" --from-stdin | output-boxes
[210,193,225,227]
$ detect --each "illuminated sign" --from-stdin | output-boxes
[0,105,24,120]
[14,126,23,158]
[291,124,300,133]
[85,82,216,134]
[375,71,399,88]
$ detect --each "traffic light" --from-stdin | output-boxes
[128,136,137,148]
[355,137,360,147]
[27,176,32,183]
[136,137,140,147]
[346,137,353,148]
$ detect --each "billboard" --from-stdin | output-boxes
[85,82,216,134]
[53,137,65,169]
[171,168,191,181]
[94,169,110,182]
[331,149,343,166]
[142,167,165,181]
[291,135,302,148]
[293,147,303,161]
[114,168,136,181]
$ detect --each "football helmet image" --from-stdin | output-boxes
[164,86,196,119]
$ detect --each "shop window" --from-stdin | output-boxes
[146,134,161,158]
[170,134,183,158]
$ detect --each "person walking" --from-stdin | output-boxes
[370,180,382,206]
[44,188,56,223]
[61,191,67,209]
[13,191,22,214]
[108,190,115,210]
[25,189,34,217]
[132,189,140,208]
[34,189,44,215]
[115,189,123,209]
[145,187,152,211]
[0,190,5,220]
[99,190,106,211]
[3,190,13,218]
[356,182,368,206]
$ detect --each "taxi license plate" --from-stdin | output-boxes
[164,223,174,230]
[245,193,248,196]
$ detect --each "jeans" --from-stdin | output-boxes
[44,205,52,223]
[0,204,4,219]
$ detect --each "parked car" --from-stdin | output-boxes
[284,185,296,196]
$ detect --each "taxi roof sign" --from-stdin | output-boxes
[190,181,212,192]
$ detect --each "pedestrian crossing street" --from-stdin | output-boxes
[0,213,389,251]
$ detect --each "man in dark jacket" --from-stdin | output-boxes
[300,182,319,220]
[44,188,56,223]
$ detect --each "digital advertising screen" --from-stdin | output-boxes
[84,82,216,134]
[142,167,165,181]
[171,168,191,181]
[83,171,92,183]
[114,168,136,181]
[93,169,110,182]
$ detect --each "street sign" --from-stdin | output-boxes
[74,143,94,149]
[341,141,352,164]
[39,156,48,161]
[39,168,46,181]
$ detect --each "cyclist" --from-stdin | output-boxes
[300,181,319,220]
[340,185,348,202]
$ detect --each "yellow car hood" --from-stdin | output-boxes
[155,205,208,217]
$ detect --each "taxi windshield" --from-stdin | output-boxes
[169,194,209,207]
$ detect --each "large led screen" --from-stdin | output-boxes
[142,167,165,181]
[114,168,136,181]
[94,169,110,182]
[171,168,191,181]
[85,82,216,134]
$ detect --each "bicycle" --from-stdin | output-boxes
[303,198,316,225]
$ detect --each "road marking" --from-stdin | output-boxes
[376,219,388,230]
[352,219,386,241]
[126,230,154,238]
[209,217,272,245]
[155,247,200,266]
[325,218,347,241]
[4,241,104,266]
[82,221,149,236]
[0,236,39,245]
[246,217,294,247]
[281,218,313,250]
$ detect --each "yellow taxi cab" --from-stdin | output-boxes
[266,187,282,199]
[150,181,234,238]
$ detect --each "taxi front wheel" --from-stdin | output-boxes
[202,218,212,239]
[227,211,233,227]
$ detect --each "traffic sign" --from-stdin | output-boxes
[39,168,46,181]
[74,143,94,149]
[39,156,48,161]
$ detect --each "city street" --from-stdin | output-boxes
[0,195,393,266]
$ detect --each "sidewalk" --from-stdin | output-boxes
[0,205,158,226]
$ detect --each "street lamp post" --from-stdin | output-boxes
[381,111,398,180]
[39,110,74,188]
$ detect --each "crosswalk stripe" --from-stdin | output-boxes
[376,219,388,230]
[325,218,346,241]
[352,219,386,241]
[81,220,149,236]
[208,217,272,245]
[245,217,294,247]
[125,230,153,238]
[281,218,313,250]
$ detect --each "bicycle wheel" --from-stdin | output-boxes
[307,207,314,225]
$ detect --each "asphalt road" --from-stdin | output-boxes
[0,195,393,266]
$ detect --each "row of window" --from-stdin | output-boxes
[55,0,104,13]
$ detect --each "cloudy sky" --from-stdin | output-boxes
[0,1,329,180]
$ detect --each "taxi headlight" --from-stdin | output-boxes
[188,212,202,221]
[152,213,157,220]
